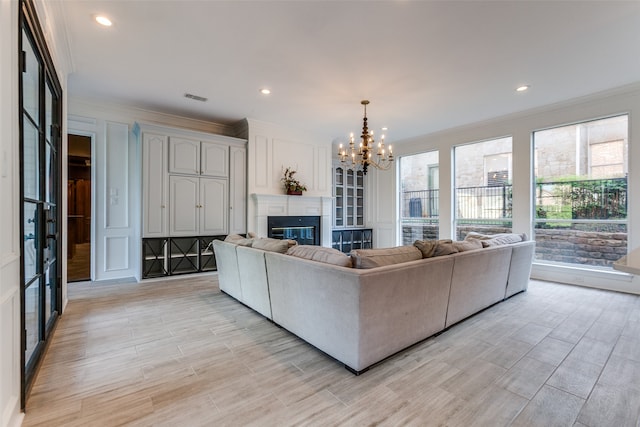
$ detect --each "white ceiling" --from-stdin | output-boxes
[58,0,640,142]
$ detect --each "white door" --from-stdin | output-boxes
[142,133,168,237]
[169,137,199,175]
[170,175,199,236]
[201,141,228,177]
[200,177,228,235]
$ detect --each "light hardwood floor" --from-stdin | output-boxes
[23,275,640,426]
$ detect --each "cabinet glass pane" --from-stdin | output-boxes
[170,238,199,274]
[200,236,221,271]
[142,238,168,278]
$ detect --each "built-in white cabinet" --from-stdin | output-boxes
[137,122,246,278]
[169,175,228,236]
[169,137,229,177]
[142,133,169,237]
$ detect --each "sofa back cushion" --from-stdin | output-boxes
[413,239,460,258]
[452,239,483,252]
[224,234,254,246]
[351,246,422,269]
[252,237,297,253]
[465,232,525,247]
[286,245,353,268]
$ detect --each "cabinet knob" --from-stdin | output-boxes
[161,205,165,208]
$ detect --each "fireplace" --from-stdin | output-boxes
[268,216,321,246]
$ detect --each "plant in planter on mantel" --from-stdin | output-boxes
[281,167,307,195]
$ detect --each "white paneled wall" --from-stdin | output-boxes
[245,119,333,234]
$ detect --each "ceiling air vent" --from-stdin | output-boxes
[184,93,208,102]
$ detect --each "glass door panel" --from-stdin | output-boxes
[22,31,39,121]
[24,281,40,363]
[23,118,39,200]
[23,202,39,285]
[20,13,62,405]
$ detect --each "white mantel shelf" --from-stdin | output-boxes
[251,193,333,247]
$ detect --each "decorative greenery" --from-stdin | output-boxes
[281,167,307,193]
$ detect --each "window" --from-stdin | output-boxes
[454,137,513,239]
[400,151,439,244]
[533,115,628,269]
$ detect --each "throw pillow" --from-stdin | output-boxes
[414,239,459,258]
[224,234,253,247]
[286,245,353,268]
[251,237,297,253]
[350,246,422,269]
[464,232,526,247]
[452,239,483,252]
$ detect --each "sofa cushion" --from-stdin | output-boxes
[465,232,525,247]
[452,239,483,252]
[413,239,459,258]
[224,234,253,246]
[286,245,353,268]
[252,237,297,253]
[351,246,422,269]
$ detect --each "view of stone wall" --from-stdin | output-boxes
[402,224,626,268]
[534,228,627,267]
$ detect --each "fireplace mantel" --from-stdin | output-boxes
[251,193,333,246]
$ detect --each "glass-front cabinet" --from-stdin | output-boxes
[333,165,371,253]
[333,166,365,228]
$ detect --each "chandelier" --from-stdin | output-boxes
[337,100,393,175]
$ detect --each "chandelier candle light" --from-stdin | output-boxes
[338,100,393,175]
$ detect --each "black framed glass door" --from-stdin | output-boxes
[20,0,62,406]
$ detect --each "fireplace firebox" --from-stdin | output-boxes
[267,216,321,246]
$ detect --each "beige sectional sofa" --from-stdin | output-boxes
[213,237,534,374]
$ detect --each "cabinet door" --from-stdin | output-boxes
[169,175,199,236]
[169,137,199,175]
[201,141,229,177]
[200,178,228,235]
[229,146,246,234]
[142,133,168,237]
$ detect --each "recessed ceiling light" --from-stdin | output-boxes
[95,15,112,27]
[516,85,530,92]
[382,127,388,131]
[260,88,271,95]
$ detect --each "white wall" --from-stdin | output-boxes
[244,118,333,233]
[388,84,640,294]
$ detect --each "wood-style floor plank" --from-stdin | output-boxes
[22,276,640,426]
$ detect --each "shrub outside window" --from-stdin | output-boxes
[533,115,628,269]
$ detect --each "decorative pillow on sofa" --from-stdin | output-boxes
[286,245,353,268]
[251,237,297,253]
[452,239,483,252]
[464,232,526,247]
[350,246,422,269]
[224,234,254,246]
[413,239,459,258]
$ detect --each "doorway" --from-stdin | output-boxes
[67,134,92,282]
